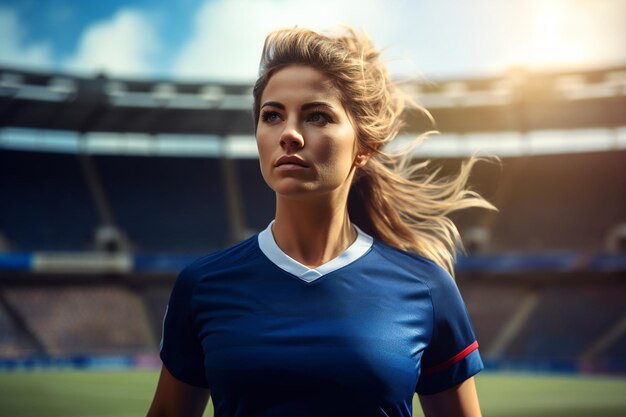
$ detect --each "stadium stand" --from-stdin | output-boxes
[2,149,624,255]
[2,286,154,355]
[93,155,229,252]
[0,299,37,357]
[141,285,173,344]
[0,150,100,251]
[490,152,626,253]
[235,159,276,232]
[604,322,626,361]
[506,280,626,361]
[444,151,626,253]
[459,281,536,355]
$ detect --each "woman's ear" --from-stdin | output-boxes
[353,151,372,168]
[353,140,377,168]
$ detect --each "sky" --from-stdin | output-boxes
[0,0,625,82]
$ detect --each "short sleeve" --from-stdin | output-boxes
[160,266,209,388]
[415,267,483,395]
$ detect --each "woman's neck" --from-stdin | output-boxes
[272,196,357,269]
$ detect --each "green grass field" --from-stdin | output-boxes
[0,370,624,417]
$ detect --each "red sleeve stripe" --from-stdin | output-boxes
[423,341,479,376]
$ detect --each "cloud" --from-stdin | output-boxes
[0,7,53,69]
[65,9,160,77]
[172,0,405,81]
[172,0,626,82]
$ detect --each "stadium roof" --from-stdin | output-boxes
[1,65,625,136]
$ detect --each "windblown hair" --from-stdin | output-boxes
[253,27,499,278]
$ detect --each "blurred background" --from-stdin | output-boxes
[0,0,625,416]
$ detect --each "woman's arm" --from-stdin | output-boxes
[418,377,482,417]
[146,365,210,417]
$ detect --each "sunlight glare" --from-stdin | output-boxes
[507,0,593,70]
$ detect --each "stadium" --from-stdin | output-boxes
[0,61,625,416]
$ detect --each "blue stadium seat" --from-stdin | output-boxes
[0,150,100,251]
[93,155,229,253]
[235,159,275,232]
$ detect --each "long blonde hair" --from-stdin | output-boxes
[253,27,498,277]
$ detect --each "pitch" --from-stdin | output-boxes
[0,370,624,417]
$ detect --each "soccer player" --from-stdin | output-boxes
[147,27,496,417]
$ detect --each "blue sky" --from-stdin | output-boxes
[1,0,625,82]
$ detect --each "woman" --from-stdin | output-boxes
[147,27,496,417]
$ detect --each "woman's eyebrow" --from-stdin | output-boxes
[260,101,336,111]
[301,101,335,111]
[261,101,284,109]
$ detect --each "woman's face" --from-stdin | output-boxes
[256,65,366,200]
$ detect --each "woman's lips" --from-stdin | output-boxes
[276,163,308,171]
[275,155,308,169]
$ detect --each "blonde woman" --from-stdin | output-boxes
[148,27,496,417]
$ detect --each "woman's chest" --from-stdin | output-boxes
[193,274,433,402]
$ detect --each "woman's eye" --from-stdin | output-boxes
[261,111,281,123]
[308,112,332,125]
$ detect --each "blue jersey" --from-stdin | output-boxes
[160,222,482,417]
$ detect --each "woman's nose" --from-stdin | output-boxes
[279,126,304,150]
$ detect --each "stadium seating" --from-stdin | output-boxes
[141,285,172,343]
[2,286,154,355]
[505,281,626,360]
[442,151,626,253]
[0,150,100,251]
[3,148,624,255]
[459,281,535,355]
[605,328,626,361]
[491,152,626,253]
[0,300,36,357]
[234,159,276,232]
[93,155,229,253]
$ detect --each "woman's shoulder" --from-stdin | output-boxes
[371,240,466,321]
[371,239,444,271]
[371,239,455,288]
[177,234,261,282]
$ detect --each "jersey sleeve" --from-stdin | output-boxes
[160,265,210,388]
[415,266,483,395]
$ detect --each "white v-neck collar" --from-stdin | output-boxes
[258,220,373,283]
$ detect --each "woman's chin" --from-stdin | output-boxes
[274,185,318,198]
